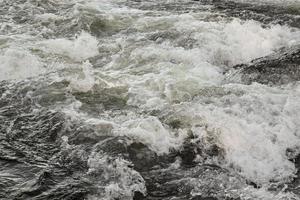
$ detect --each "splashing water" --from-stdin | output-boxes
[0,0,300,199]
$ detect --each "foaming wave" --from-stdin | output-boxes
[68,61,96,92]
[0,48,45,81]
[115,116,187,155]
[87,153,146,200]
[186,83,300,184]
[99,15,300,185]
[230,0,300,5]
[121,19,299,109]
[175,18,299,65]
[39,31,99,62]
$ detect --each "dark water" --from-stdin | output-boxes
[0,0,300,199]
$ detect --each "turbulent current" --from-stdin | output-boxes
[1,0,300,199]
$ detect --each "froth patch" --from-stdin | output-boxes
[189,84,300,184]
[231,0,300,5]
[39,32,99,62]
[175,18,299,66]
[115,117,187,155]
[87,154,146,200]
[68,61,96,92]
[0,48,44,81]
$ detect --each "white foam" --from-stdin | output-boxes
[120,19,299,109]
[98,8,300,185]
[39,32,99,62]
[241,186,300,200]
[182,83,300,184]
[87,153,146,200]
[175,18,299,65]
[126,46,223,107]
[68,60,96,92]
[230,0,300,5]
[35,13,62,22]
[115,116,187,155]
[0,48,45,81]
[6,0,297,195]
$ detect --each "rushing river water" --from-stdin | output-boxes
[1,0,300,199]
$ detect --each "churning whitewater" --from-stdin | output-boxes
[0,0,300,199]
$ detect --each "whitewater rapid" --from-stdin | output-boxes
[0,0,300,199]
